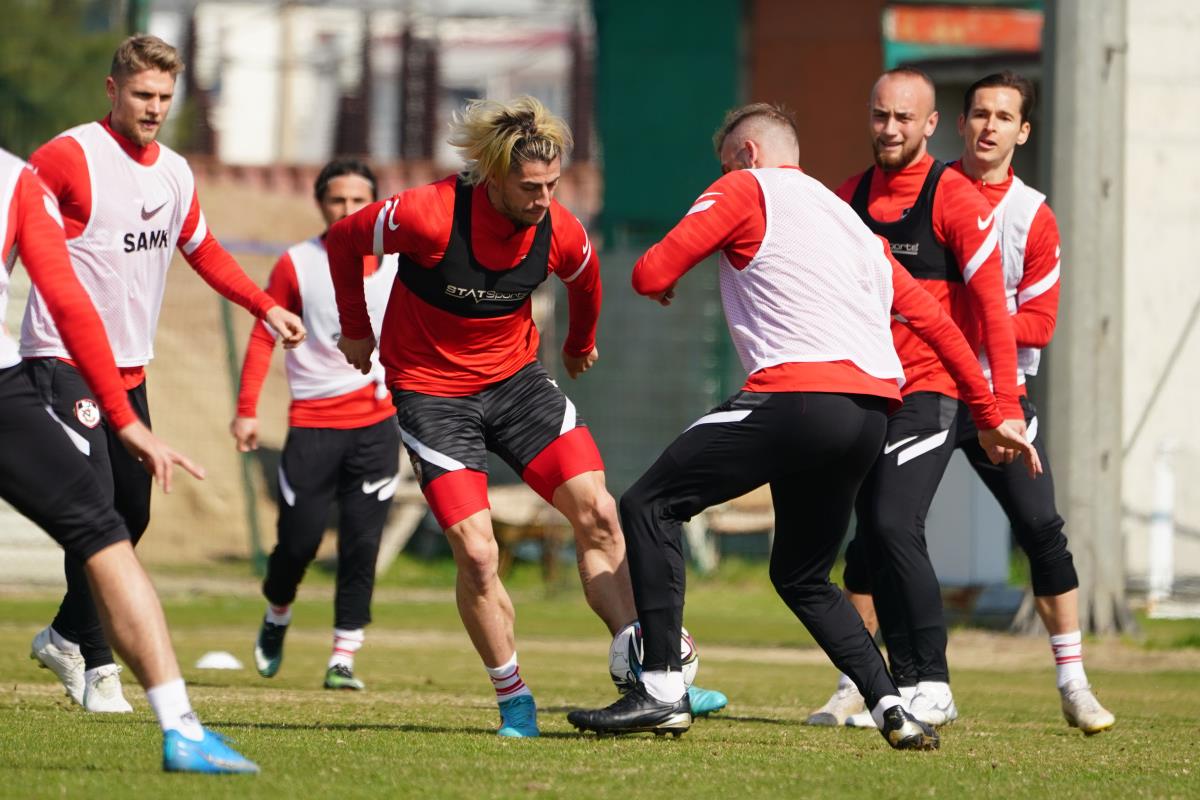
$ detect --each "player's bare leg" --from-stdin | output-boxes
[551,471,635,634]
[1036,588,1114,734]
[444,509,536,736]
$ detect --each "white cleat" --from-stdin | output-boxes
[806,683,866,726]
[30,626,85,706]
[1060,679,1115,735]
[907,681,958,727]
[83,664,133,713]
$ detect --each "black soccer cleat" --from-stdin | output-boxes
[568,682,692,737]
[253,618,288,678]
[879,705,940,751]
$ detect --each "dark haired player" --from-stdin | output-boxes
[233,159,400,691]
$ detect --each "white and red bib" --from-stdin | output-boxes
[0,150,26,369]
[718,168,904,385]
[20,122,198,366]
[980,174,1049,385]
[283,237,396,400]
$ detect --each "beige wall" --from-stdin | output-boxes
[1122,1,1200,581]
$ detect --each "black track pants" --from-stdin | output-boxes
[620,390,901,709]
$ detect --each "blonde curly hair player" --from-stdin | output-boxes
[327,95,729,737]
[449,96,573,187]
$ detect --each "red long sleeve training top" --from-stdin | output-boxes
[632,167,1003,429]
[29,115,278,389]
[835,154,1021,418]
[327,175,600,396]
[3,167,136,428]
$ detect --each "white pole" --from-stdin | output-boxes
[1147,440,1176,609]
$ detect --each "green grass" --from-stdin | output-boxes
[1,561,1198,798]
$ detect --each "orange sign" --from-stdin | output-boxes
[883,5,1043,51]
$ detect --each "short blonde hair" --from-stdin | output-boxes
[110,35,185,81]
[713,102,799,156]
[448,96,572,186]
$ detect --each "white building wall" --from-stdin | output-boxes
[1122,1,1200,583]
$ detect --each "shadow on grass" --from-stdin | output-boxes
[204,719,581,739]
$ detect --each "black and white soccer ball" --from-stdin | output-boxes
[608,621,699,694]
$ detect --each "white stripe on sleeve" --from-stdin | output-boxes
[372,200,393,258]
[181,210,208,255]
[1017,263,1060,306]
[961,223,998,284]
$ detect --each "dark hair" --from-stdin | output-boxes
[713,102,799,156]
[963,71,1036,122]
[314,158,378,202]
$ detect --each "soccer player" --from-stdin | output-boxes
[1,146,257,773]
[565,104,1038,749]
[327,96,726,738]
[232,158,400,691]
[801,68,1026,729]
[811,72,1114,734]
[24,35,306,712]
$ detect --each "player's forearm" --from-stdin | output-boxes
[185,237,277,318]
[968,264,1021,416]
[563,281,601,357]
[327,214,374,339]
[236,323,277,417]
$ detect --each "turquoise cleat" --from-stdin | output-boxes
[163,727,260,774]
[688,685,728,717]
[497,695,540,737]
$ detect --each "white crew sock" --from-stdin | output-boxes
[146,678,204,741]
[642,669,686,703]
[329,628,365,670]
[485,652,531,703]
[870,694,904,729]
[900,685,917,704]
[265,603,292,626]
[48,626,80,654]
[1049,631,1087,687]
[837,672,855,692]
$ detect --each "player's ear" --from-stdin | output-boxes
[1016,120,1031,146]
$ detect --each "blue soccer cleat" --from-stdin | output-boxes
[497,694,539,738]
[163,727,260,774]
[688,685,728,717]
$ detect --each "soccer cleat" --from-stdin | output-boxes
[323,664,365,691]
[163,726,260,774]
[30,626,85,706]
[1060,679,1115,735]
[687,685,727,717]
[806,683,865,726]
[879,705,940,751]
[907,681,958,727]
[83,664,133,713]
[253,618,287,678]
[568,682,692,737]
[497,694,539,737]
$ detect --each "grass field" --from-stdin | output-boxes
[0,559,1197,799]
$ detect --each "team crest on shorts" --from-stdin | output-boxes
[74,398,101,429]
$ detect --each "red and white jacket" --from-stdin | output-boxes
[21,115,277,390]
[237,237,397,429]
[949,162,1060,394]
[634,166,1004,430]
[0,148,136,428]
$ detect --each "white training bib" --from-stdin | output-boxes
[979,175,1053,385]
[20,122,198,366]
[282,237,396,400]
[718,168,904,386]
[0,149,28,369]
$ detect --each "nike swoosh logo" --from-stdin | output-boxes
[362,477,392,494]
[883,436,918,455]
[387,200,401,231]
[976,211,995,230]
[141,201,168,220]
